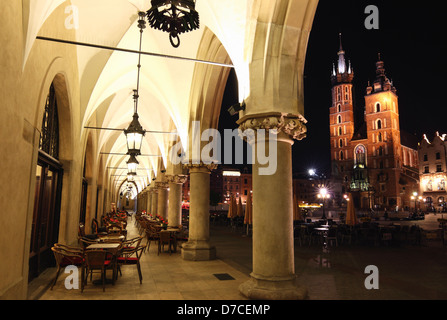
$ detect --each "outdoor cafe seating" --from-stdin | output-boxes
[50,210,148,291]
[293,219,425,248]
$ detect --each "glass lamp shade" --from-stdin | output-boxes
[127,172,136,182]
[124,113,145,155]
[127,154,139,174]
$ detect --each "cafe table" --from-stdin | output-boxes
[97,234,125,242]
[87,242,121,251]
[160,228,180,252]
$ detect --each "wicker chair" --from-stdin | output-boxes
[158,231,173,255]
[144,226,159,252]
[122,236,143,253]
[78,237,98,250]
[116,245,146,284]
[50,246,85,291]
[83,249,115,292]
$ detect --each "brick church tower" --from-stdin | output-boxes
[329,37,419,210]
[329,34,355,180]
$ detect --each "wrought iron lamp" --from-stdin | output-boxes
[127,154,139,174]
[146,0,200,48]
[124,12,147,156]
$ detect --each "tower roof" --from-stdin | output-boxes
[331,33,354,86]
[366,54,397,95]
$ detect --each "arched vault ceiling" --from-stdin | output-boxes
[25,0,318,194]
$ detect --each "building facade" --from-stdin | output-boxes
[418,133,447,212]
[329,38,419,210]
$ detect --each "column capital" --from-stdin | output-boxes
[237,112,307,141]
[166,174,188,184]
[183,162,217,173]
[155,181,169,189]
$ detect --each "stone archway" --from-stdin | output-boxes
[180,27,233,261]
[28,72,73,282]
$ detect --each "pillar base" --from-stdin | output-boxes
[181,240,216,261]
[239,273,308,300]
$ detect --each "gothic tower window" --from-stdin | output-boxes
[337,115,342,124]
[354,145,366,167]
[376,119,382,130]
[375,102,381,112]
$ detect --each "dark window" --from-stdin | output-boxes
[39,84,59,159]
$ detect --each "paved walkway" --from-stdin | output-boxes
[33,213,447,300]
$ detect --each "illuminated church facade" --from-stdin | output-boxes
[329,37,419,210]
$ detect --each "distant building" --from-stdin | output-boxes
[329,35,419,210]
[182,166,253,205]
[418,132,447,212]
[221,166,252,204]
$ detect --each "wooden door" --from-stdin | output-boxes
[29,154,63,282]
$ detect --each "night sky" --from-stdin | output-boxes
[219,1,447,175]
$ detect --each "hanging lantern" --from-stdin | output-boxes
[127,172,136,182]
[124,112,145,155]
[146,0,200,48]
[124,20,146,157]
[127,154,139,174]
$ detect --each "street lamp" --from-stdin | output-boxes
[411,191,420,212]
[317,187,330,220]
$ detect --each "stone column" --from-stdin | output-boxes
[181,163,216,261]
[237,113,308,300]
[151,187,158,216]
[146,188,152,213]
[167,174,187,227]
[156,182,169,219]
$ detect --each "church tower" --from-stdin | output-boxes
[364,55,403,207]
[329,34,355,179]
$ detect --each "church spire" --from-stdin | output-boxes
[337,33,346,74]
[331,33,354,86]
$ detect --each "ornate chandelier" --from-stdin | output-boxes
[146,0,200,48]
